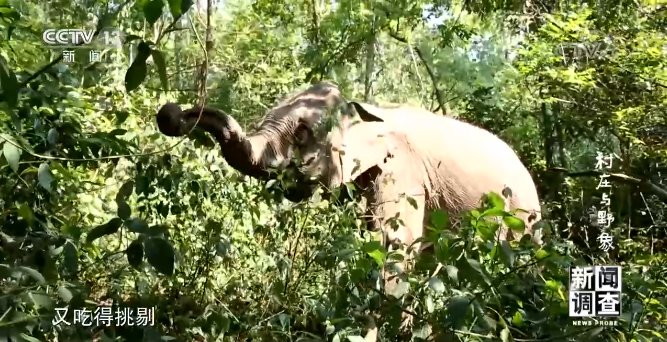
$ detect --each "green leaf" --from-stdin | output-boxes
[144,237,175,276]
[361,241,387,267]
[126,218,149,233]
[427,277,445,293]
[3,141,20,172]
[167,0,183,18]
[425,294,435,313]
[429,210,448,230]
[47,128,58,145]
[500,240,515,267]
[361,241,386,267]
[180,0,193,14]
[511,311,524,326]
[503,216,525,232]
[16,202,33,225]
[37,163,53,191]
[535,248,549,260]
[0,58,19,108]
[57,286,73,303]
[14,266,45,284]
[446,296,470,328]
[500,327,511,342]
[143,326,162,341]
[143,0,164,25]
[27,291,54,311]
[389,281,410,299]
[135,175,149,195]
[86,217,123,243]
[483,314,497,330]
[412,323,431,339]
[406,196,418,209]
[480,207,508,218]
[501,186,513,199]
[116,180,135,201]
[483,192,505,209]
[462,258,490,285]
[151,49,169,91]
[126,239,144,269]
[125,44,150,92]
[147,224,170,237]
[117,200,132,220]
[63,240,78,274]
[19,334,41,342]
[545,279,562,291]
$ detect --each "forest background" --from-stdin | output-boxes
[0,0,666,341]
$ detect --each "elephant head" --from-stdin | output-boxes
[155,81,385,201]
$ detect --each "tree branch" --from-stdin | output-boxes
[549,167,667,203]
[388,31,447,115]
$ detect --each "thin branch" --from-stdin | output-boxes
[389,31,447,114]
[549,167,667,203]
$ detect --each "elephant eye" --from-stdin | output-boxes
[294,122,312,147]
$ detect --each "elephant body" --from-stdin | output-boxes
[155,82,543,341]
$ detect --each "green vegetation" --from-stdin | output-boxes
[1,0,666,341]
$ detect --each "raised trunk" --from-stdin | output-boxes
[156,103,275,179]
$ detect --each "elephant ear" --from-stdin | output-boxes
[348,101,392,122]
[329,121,400,187]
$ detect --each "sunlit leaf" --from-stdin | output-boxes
[37,163,54,191]
[445,265,459,283]
[389,281,410,299]
[14,266,45,284]
[57,286,73,303]
[2,141,20,172]
[503,216,525,232]
[427,277,445,293]
[483,192,505,209]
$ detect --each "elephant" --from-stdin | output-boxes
[155,81,543,340]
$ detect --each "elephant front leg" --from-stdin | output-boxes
[363,185,427,341]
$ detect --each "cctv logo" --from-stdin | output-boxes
[42,29,95,46]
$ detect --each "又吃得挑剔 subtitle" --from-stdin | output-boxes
[51,306,155,327]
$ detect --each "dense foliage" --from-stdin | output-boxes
[1,0,666,341]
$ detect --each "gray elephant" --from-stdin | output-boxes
[155,81,543,340]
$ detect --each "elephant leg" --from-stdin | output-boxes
[362,176,426,341]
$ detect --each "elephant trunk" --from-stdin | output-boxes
[156,103,273,179]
